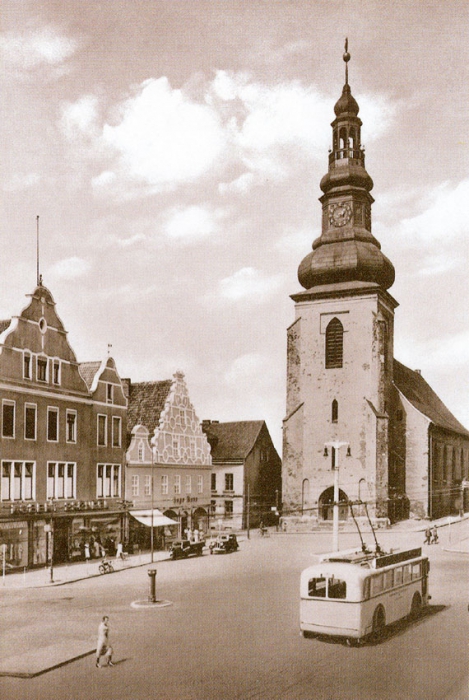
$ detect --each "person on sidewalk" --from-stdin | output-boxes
[424,527,432,545]
[84,542,91,561]
[116,542,123,559]
[96,615,114,668]
[431,526,439,544]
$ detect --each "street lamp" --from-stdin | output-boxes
[324,441,350,552]
[150,441,155,563]
[301,478,309,516]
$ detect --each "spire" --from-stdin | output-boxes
[297,42,395,292]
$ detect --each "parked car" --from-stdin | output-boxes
[209,533,239,554]
[169,539,205,559]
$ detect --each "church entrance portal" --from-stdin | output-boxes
[318,487,349,521]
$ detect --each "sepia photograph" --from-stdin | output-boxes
[1,1,468,698]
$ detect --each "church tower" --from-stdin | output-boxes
[283,42,398,523]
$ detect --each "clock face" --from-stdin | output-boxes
[329,202,352,227]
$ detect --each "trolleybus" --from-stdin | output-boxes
[300,546,430,644]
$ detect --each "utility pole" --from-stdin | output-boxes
[246,483,250,540]
[324,441,350,552]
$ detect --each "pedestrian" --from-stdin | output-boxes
[94,539,101,559]
[431,526,439,544]
[96,615,114,668]
[116,542,123,559]
[84,542,91,561]
[424,527,431,545]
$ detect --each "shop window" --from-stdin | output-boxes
[2,401,15,438]
[325,318,344,369]
[66,411,77,443]
[198,475,203,494]
[47,407,59,442]
[112,416,121,448]
[25,404,37,440]
[97,415,107,446]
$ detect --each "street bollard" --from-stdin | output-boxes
[148,569,157,603]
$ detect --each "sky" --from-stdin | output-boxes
[1,0,469,453]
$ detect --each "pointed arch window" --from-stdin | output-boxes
[325,318,344,369]
[331,400,338,423]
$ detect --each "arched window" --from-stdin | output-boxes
[331,400,338,423]
[325,318,344,369]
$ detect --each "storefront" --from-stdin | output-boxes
[129,509,178,552]
[0,520,28,571]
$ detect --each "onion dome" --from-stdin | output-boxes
[297,40,395,292]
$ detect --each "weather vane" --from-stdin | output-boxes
[343,37,351,85]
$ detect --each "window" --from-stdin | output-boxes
[394,567,403,586]
[2,401,15,438]
[47,462,76,499]
[328,577,347,599]
[161,475,168,495]
[1,461,35,501]
[190,437,196,458]
[225,473,234,491]
[112,416,121,448]
[25,404,37,440]
[66,411,77,443]
[96,464,121,498]
[384,570,394,590]
[308,577,327,598]
[37,356,48,382]
[186,475,191,494]
[97,415,107,446]
[174,475,181,494]
[23,352,32,379]
[131,475,139,497]
[332,400,338,423]
[224,500,233,515]
[106,383,113,404]
[52,360,61,385]
[47,407,59,442]
[371,574,384,596]
[411,563,421,580]
[144,475,151,496]
[211,473,217,491]
[198,475,203,494]
[325,317,344,369]
[172,436,180,457]
[138,442,144,462]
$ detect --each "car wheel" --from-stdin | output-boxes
[371,605,386,641]
[409,592,422,620]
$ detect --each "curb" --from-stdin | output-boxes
[0,650,95,679]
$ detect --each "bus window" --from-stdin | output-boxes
[395,567,403,586]
[309,577,327,597]
[371,574,383,596]
[384,570,394,589]
[328,577,346,599]
[403,565,411,583]
[363,578,370,600]
[411,563,421,580]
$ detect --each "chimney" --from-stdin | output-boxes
[414,369,421,375]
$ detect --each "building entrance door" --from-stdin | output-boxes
[53,518,71,563]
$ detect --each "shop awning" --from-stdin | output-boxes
[130,510,178,527]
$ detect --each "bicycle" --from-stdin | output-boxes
[99,559,114,574]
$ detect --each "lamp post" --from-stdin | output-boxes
[150,442,155,564]
[301,478,309,516]
[324,441,350,552]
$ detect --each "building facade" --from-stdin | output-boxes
[202,420,282,530]
[125,372,212,547]
[282,47,469,526]
[0,284,127,570]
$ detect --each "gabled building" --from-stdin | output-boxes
[201,420,282,530]
[125,372,212,548]
[0,283,128,570]
[282,45,469,526]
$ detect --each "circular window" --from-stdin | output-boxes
[38,318,47,334]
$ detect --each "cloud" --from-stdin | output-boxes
[218,172,255,196]
[219,267,285,303]
[3,172,41,192]
[224,352,267,385]
[0,25,78,73]
[61,95,100,140]
[48,257,91,280]
[101,77,225,190]
[275,226,315,256]
[163,205,222,244]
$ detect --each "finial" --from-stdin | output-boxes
[107,343,112,356]
[343,37,351,85]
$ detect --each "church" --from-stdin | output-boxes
[282,46,469,526]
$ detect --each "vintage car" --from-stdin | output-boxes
[169,539,205,559]
[209,533,239,554]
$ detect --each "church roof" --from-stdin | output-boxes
[201,420,265,461]
[393,359,469,438]
[126,380,173,439]
[78,361,102,389]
